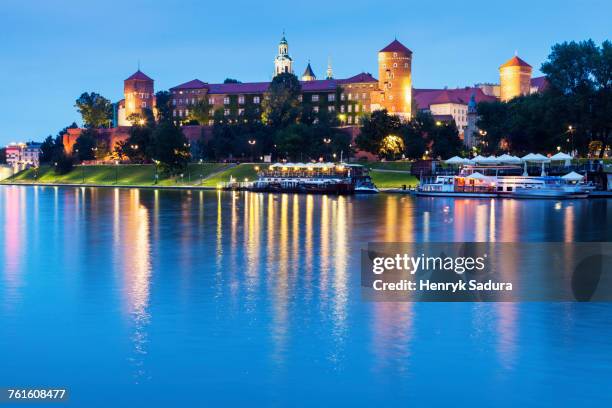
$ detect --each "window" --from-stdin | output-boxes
[209,109,214,116]
[172,99,176,106]
[393,52,398,57]
[348,93,352,100]
[178,99,183,104]
[313,106,319,113]
[355,105,360,112]
[185,109,189,116]
[347,116,353,124]
[354,93,359,100]
[328,106,335,112]
[404,63,409,68]
[208,97,214,105]
[328,94,335,102]
[223,97,230,105]
[238,108,244,116]
[389,95,393,100]
[238,96,245,104]
[253,96,261,104]
[224,109,230,116]
[191,98,196,104]
[173,110,176,117]
[178,110,183,117]
[312,94,319,102]
[340,105,345,113]
[208,119,214,126]
[341,93,345,101]
[298,95,303,102]
[362,93,366,100]
[348,105,352,113]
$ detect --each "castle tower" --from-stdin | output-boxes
[302,62,316,81]
[124,69,154,122]
[378,39,412,119]
[274,33,293,77]
[326,57,333,79]
[499,55,532,101]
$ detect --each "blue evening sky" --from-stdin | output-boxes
[2,0,610,145]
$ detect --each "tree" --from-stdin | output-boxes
[155,91,173,124]
[72,128,98,161]
[54,153,74,175]
[401,113,428,159]
[126,108,154,127]
[40,135,57,163]
[223,78,241,84]
[0,148,6,164]
[151,122,190,174]
[75,92,113,128]
[188,98,211,125]
[120,123,154,163]
[356,109,402,155]
[429,120,462,159]
[261,72,302,129]
[378,135,405,160]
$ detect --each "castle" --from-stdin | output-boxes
[68,35,548,155]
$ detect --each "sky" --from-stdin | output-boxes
[1,0,611,145]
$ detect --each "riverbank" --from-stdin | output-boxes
[2,163,419,190]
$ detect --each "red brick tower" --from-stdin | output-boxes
[377,39,413,119]
[124,70,154,120]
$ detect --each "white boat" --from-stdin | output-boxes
[417,165,591,199]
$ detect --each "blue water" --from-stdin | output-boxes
[1,185,612,407]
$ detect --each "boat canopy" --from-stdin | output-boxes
[269,162,336,169]
[465,172,491,181]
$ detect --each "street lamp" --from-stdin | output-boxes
[153,159,159,184]
[248,139,256,162]
[199,158,204,184]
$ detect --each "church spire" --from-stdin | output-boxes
[274,31,293,77]
[326,57,333,79]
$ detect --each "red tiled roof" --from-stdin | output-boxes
[500,56,532,69]
[126,70,153,81]
[170,79,208,90]
[380,39,412,54]
[413,87,497,110]
[338,72,378,84]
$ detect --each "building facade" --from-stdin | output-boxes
[5,142,41,170]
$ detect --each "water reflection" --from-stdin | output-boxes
[2,187,25,310]
[115,189,152,383]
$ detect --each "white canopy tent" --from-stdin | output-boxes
[466,172,491,181]
[550,152,573,166]
[521,153,551,176]
[472,155,489,164]
[497,154,522,164]
[445,156,467,165]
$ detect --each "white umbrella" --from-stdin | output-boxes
[472,155,488,164]
[522,153,550,176]
[561,171,584,181]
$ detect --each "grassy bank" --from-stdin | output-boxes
[3,162,418,190]
[4,163,230,186]
[369,170,418,188]
[365,161,412,171]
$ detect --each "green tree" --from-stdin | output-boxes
[401,113,428,159]
[428,120,462,159]
[261,73,302,129]
[154,91,173,124]
[223,78,241,84]
[188,98,211,125]
[73,128,98,161]
[75,92,113,128]
[152,122,190,174]
[356,109,402,155]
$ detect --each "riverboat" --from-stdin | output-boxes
[245,162,379,195]
[417,165,591,198]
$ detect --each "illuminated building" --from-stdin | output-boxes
[5,142,41,170]
[117,70,155,126]
[274,33,293,77]
[499,55,533,101]
[373,39,413,119]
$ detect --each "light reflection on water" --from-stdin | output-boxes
[0,186,612,407]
